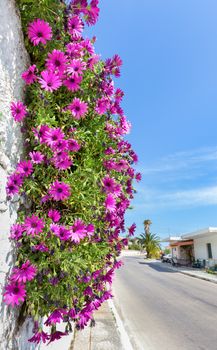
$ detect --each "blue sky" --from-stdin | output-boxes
[86,0,217,238]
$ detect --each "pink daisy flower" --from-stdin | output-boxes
[17,160,33,177]
[54,225,71,241]
[68,0,86,15]
[29,151,44,164]
[84,0,100,25]
[28,331,50,344]
[86,223,95,237]
[50,223,60,235]
[44,309,64,326]
[53,154,72,170]
[69,230,81,243]
[135,172,142,182]
[63,74,82,92]
[44,128,65,148]
[81,38,95,55]
[28,19,52,46]
[33,125,50,144]
[10,101,27,122]
[67,139,81,152]
[3,282,26,307]
[40,194,50,204]
[11,260,37,283]
[68,98,88,119]
[101,80,114,96]
[21,65,37,85]
[129,150,138,163]
[72,219,86,236]
[49,181,71,201]
[84,286,93,297]
[6,180,19,196]
[102,176,116,193]
[33,243,49,252]
[105,54,123,77]
[66,42,84,59]
[114,260,123,270]
[48,209,61,222]
[119,116,131,135]
[38,70,62,92]
[10,223,24,240]
[87,54,100,70]
[67,59,86,76]
[48,331,67,344]
[95,97,109,115]
[104,147,116,155]
[24,215,45,236]
[52,150,68,160]
[128,223,136,237]
[115,88,124,102]
[46,49,67,75]
[68,308,77,319]
[8,173,24,187]
[52,139,68,152]
[105,194,116,213]
[113,183,122,198]
[70,219,87,243]
[68,16,83,38]
[115,159,129,172]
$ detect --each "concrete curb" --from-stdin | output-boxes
[108,299,134,350]
[156,261,217,285]
[174,269,217,284]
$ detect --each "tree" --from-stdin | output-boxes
[139,232,161,259]
[143,219,152,235]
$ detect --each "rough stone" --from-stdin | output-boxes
[0,1,38,349]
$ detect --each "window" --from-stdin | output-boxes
[207,243,212,259]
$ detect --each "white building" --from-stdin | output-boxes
[182,227,217,261]
[162,228,217,266]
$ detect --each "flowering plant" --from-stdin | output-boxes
[4,0,141,344]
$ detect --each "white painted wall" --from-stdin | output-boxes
[0,1,39,349]
[171,247,180,258]
[194,234,217,261]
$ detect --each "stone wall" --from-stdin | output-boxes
[0,1,37,349]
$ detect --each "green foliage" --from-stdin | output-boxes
[138,232,161,258]
[164,248,171,255]
[5,1,138,337]
[128,243,142,251]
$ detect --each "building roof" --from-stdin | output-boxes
[161,227,217,243]
[181,227,217,240]
[161,236,182,242]
[170,240,194,247]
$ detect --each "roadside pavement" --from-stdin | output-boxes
[150,259,217,284]
[69,301,125,350]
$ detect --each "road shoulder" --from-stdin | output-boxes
[70,301,126,350]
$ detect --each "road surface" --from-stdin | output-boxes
[113,256,217,350]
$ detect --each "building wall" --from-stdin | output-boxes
[171,246,180,258]
[0,1,39,349]
[194,234,217,261]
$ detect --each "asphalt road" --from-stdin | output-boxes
[113,256,217,350]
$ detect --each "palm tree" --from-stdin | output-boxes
[143,219,152,235]
[138,232,161,259]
